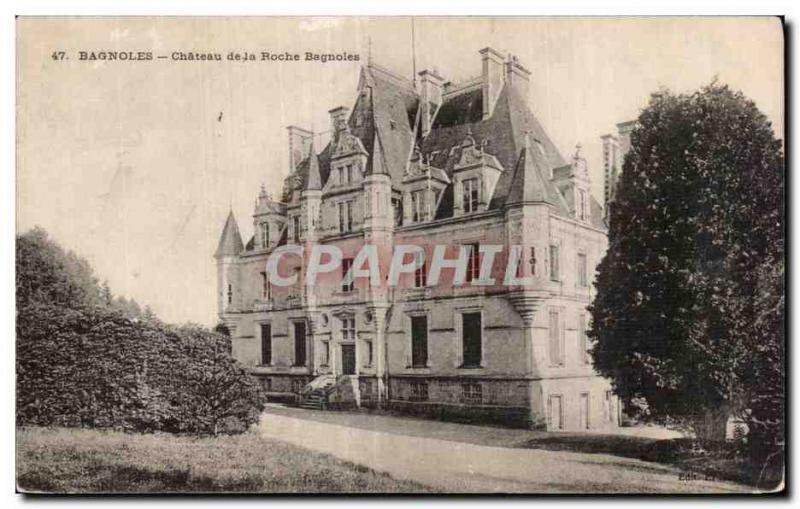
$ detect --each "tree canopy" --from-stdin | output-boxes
[589,83,784,452]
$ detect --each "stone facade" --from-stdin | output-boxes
[215,48,621,431]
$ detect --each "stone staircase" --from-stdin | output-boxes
[298,375,336,410]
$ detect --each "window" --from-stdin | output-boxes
[577,253,588,287]
[605,390,616,423]
[461,312,482,368]
[529,247,537,275]
[549,244,560,281]
[293,321,307,367]
[578,189,587,221]
[461,383,483,404]
[414,251,427,288]
[548,394,564,430]
[411,190,426,222]
[409,381,428,402]
[260,271,271,300]
[341,317,356,342]
[262,222,271,248]
[364,340,373,367]
[260,323,272,365]
[292,216,300,243]
[392,197,403,226]
[227,284,232,304]
[338,201,353,232]
[465,243,480,283]
[549,310,564,366]
[579,313,590,364]
[341,258,354,292]
[462,177,480,213]
[321,341,330,366]
[411,315,428,368]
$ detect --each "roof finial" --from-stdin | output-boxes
[367,35,372,65]
[574,142,582,159]
[411,17,417,89]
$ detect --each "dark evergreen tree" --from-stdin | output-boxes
[589,84,784,455]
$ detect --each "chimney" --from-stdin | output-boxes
[418,69,444,137]
[480,47,505,119]
[505,55,531,104]
[287,125,313,172]
[329,106,350,140]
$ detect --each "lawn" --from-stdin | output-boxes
[16,426,435,494]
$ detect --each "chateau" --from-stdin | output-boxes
[215,48,620,431]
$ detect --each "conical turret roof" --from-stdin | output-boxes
[214,209,244,258]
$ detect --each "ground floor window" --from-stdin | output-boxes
[580,392,590,430]
[260,323,271,366]
[321,341,330,366]
[363,340,373,367]
[548,394,564,430]
[461,312,482,368]
[461,383,483,404]
[605,390,615,423]
[293,321,307,366]
[409,381,429,401]
[411,315,428,368]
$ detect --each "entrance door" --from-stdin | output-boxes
[580,393,590,430]
[341,344,356,375]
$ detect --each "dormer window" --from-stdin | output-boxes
[462,177,481,213]
[260,222,270,248]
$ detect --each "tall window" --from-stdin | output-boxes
[465,243,480,283]
[260,271,271,300]
[341,317,356,342]
[579,313,590,364]
[549,310,564,366]
[462,177,480,213]
[605,390,616,423]
[364,340,373,367]
[462,312,482,368]
[338,201,353,232]
[260,222,270,248]
[292,216,300,243]
[411,190,426,222]
[414,251,427,288]
[577,253,588,287]
[411,315,428,368]
[549,244,560,281]
[392,197,403,226]
[260,323,272,365]
[293,321,307,367]
[227,284,232,304]
[341,258,354,292]
[529,247,537,275]
[321,341,330,366]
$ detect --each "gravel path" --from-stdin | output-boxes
[259,407,750,494]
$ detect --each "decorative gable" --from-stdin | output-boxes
[451,130,504,217]
[401,147,450,224]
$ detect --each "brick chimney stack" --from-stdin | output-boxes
[480,47,505,119]
[418,68,445,137]
[328,106,350,140]
[505,55,531,104]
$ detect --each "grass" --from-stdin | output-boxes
[521,434,784,491]
[16,426,435,494]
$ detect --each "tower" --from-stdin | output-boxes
[215,210,244,327]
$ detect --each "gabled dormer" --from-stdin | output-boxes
[253,185,287,250]
[551,143,591,223]
[401,147,450,224]
[452,129,504,217]
[325,122,368,193]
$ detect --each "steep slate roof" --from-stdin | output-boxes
[505,142,570,211]
[215,210,244,258]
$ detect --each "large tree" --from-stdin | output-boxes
[589,84,784,448]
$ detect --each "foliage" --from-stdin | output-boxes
[16,228,266,435]
[589,83,784,458]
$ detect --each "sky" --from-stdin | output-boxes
[16,17,784,325]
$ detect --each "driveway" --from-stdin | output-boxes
[259,406,750,494]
